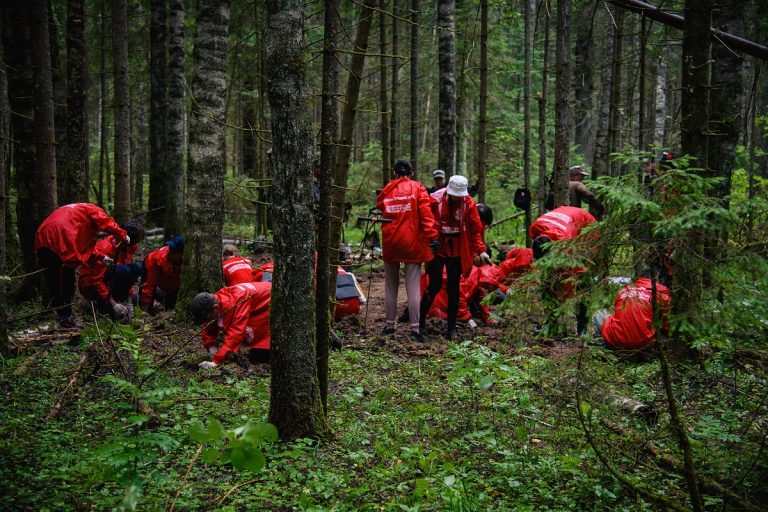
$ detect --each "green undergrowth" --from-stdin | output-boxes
[1,327,766,511]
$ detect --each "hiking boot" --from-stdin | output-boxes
[409,331,427,343]
[381,326,396,335]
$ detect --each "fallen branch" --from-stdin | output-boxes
[168,444,203,512]
[45,345,93,421]
[14,331,81,347]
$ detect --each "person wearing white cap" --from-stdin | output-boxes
[426,169,446,194]
[420,175,489,340]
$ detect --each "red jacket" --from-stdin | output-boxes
[430,189,485,277]
[35,203,126,268]
[140,245,182,307]
[222,256,258,286]
[376,177,438,263]
[529,206,596,242]
[201,282,272,364]
[78,236,139,301]
[602,278,671,350]
[499,247,534,282]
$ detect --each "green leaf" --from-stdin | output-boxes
[188,421,210,442]
[478,374,495,390]
[444,475,456,487]
[230,447,246,470]
[202,448,221,463]
[207,417,225,440]
[242,447,266,473]
[126,415,149,426]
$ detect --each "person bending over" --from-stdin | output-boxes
[139,235,185,313]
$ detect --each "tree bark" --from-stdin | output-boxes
[0,18,8,353]
[64,0,89,204]
[607,6,624,177]
[537,3,550,215]
[522,0,532,243]
[379,0,390,187]
[390,0,399,165]
[149,0,168,225]
[30,0,57,217]
[99,2,109,207]
[165,0,186,236]
[572,2,597,165]
[316,0,340,414]
[266,0,328,440]
[552,0,571,207]
[178,0,230,311]
[410,0,419,177]
[49,6,67,202]
[477,0,488,203]
[437,0,456,176]
[112,0,131,223]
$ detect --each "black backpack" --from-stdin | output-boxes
[514,188,531,210]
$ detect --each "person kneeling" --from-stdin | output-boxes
[190,281,272,369]
[592,276,671,350]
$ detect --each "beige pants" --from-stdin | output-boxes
[384,261,422,332]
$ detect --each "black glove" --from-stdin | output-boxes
[429,239,441,255]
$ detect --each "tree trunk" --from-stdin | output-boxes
[379,0,390,187]
[178,0,230,311]
[30,0,57,217]
[99,2,109,207]
[149,0,167,225]
[165,0,186,236]
[591,13,612,179]
[638,15,648,155]
[607,6,624,177]
[316,0,340,414]
[265,0,328,440]
[410,0,419,177]
[0,18,8,353]
[49,6,67,202]
[112,0,131,223]
[328,1,374,331]
[522,0,532,243]
[537,4,550,215]
[552,0,571,208]
[390,0,399,165]
[454,4,471,178]
[572,2,597,165]
[63,0,89,204]
[477,0,488,203]
[437,0,456,176]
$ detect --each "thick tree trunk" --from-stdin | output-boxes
[454,4,471,178]
[30,0,57,217]
[607,6,624,177]
[0,19,8,353]
[390,0,399,165]
[552,0,571,207]
[149,0,167,225]
[316,0,340,414]
[410,0,419,177]
[477,0,488,203]
[99,3,109,207]
[165,0,186,236]
[437,0,456,176]
[64,0,89,204]
[654,52,667,148]
[178,0,230,310]
[49,6,67,201]
[266,0,328,440]
[573,2,597,164]
[522,0,532,243]
[112,0,131,223]
[591,19,612,179]
[537,6,550,215]
[379,0,390,187]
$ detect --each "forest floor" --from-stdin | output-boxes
[1,265,767,511]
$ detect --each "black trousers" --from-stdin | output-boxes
[38,247,76,319]
[420,255,462,332]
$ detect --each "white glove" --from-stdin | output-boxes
[198,361,218,370]
[112,302,129,320]
[102,256,114,266]
[208,347,218,356]
[480,252,491,265]
[125,235,131,244]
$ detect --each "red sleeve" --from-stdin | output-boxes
[200,323,219,350]
[212,299,251,364]
[416,184,438,240]
[86,204,127,240]
[140,255,158,307]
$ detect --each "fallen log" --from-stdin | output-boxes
[45,346,93,421]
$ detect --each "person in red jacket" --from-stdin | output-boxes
[78,220,145,320]
[35,203,128,328]
[529,206,597,336]
[139,236,184,313]
[222,244,261,286]
[376,159,439,341]
[420,175,488,340]
[593,277,671,350]
[190,281,272,368]
[499,246,534,284]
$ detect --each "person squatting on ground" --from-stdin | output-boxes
[420,175,489,340]
[592,276,672,351]
[568,165,604,219]
[377,159,439,342]
[139,235,185,313]
[190,281,272,369]
[78,220,145,321]
[35,203,128,328]
[529,205,597,336]
[222,244,261,286]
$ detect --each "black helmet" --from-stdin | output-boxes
[477,203,493,226]
[532,235,551,260]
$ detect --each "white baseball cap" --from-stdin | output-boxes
[433,169,446,179]
[446,175,469,197]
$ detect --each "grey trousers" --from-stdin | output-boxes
[384,261,422,332]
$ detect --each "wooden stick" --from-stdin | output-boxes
[45,347,91,421]
[168,444,203,512]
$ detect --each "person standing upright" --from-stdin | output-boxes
[420,175,488,340]
[376,160,439,342]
